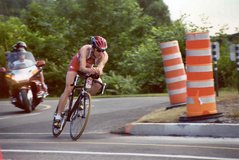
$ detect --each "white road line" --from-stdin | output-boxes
[39,104,51,111]
[0,137,238,151]
[1,149,238,160]
[0,132,55,135]
[0,113,40,120]
[0,132,107,135]
[0,104,51,120]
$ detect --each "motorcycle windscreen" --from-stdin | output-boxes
[7,51,36,70]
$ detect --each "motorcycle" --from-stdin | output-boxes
[0,58,47,113]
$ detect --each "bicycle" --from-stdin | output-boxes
[52,73,106,141]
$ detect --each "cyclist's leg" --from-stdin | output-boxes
[88,78,103,96]
[56,71,77,116]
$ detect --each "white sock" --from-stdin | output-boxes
[55,114,62,120]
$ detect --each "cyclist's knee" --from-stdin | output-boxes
[89,83,102,96]
[64,85,73,96]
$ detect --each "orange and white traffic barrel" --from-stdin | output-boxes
[186,32,218,117]
[160,40,187,107]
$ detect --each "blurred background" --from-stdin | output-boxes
[0,0,238,97]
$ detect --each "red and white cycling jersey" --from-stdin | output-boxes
[68,47,99,72]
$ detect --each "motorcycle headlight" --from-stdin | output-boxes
[31,69,39,75]
[5,74,12,79]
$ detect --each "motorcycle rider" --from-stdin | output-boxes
[6,41,48,98]
[7,42,35,69]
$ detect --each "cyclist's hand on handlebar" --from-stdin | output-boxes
[88,67,100,79]
[89,68,96,75]
[93,67,100,74]
[91,74,100,79]
[90,67,100,75]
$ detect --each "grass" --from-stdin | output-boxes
[93,93,168,98]
[38,93,168,99]
[136,88,239,123]
[136,107,186,123]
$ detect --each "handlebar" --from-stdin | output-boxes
[88,74,99,79]
[71,72,100,87]
[77,71,100,79]
[71,72,106,95]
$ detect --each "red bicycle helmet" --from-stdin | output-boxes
[91,36,107,51]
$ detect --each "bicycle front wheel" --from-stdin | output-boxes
[70,92,91,140]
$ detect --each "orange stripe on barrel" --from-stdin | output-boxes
[165,69,186,78]
[161,46,180,55]
[186,40,210,49]
[170,93,187,105]
[187,103,217,117]
[187,87,215,97]
[186,56,212,65]
[164,58,183,67]
[187,72,213,81]
[167,81,186,90]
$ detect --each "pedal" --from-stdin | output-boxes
[53,120,61,129]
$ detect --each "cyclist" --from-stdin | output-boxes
[54,36,108,126]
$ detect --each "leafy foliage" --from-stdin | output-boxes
[0,0,237,98]
[102,71,139,95]
[0,0,32,16]
[137,0,171,25]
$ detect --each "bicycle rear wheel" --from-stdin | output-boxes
[70,92,91,140]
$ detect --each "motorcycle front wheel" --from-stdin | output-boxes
[20,89,33,113]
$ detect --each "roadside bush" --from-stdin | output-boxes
[102,71,139,95]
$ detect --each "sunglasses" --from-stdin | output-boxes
[96,48,105,52]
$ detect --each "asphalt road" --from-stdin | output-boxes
[0,97,239,160]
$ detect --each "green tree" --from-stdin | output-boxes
[137,0,171,26]
[118,18,186,93]
[0,0,181,96]
[212,33,237,89]
[52,0,154,72]
[20,0,158,95]
[0,0,32,16]
[0,16,30,51]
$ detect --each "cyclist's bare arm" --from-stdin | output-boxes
[95,51,108,75]
[79,45,96,75]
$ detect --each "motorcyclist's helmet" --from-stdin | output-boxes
[15,41,27,50]
[12,44,17,51]
[91,36,107,52]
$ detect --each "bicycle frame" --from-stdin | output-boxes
[66,75,87,121]
[52,73,105,139]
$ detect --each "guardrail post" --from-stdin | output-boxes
[235,44,239,94]
[212,42,219,96]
